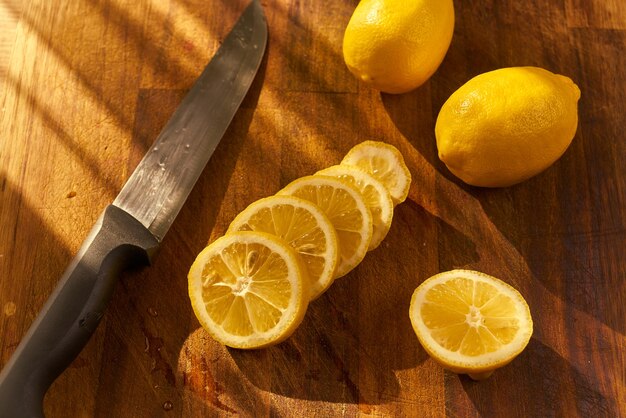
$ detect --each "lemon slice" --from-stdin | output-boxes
[409,269,533,379]
[227,195,339,300]
[316,164,393,251]
[277,175,373,279]
[341,141,412,205]
[188,231,308,349]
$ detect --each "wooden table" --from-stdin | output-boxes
[1,0,625,416]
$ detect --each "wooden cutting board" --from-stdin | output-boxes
[1,0,625,416]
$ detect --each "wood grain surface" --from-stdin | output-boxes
[1,0,625,416]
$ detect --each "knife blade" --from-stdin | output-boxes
[0,1,267,416]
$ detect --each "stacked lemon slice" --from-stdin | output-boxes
[188,141,411,348]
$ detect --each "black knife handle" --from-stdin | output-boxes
[0,205,159,418]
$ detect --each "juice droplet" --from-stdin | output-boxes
[163,401,173,411]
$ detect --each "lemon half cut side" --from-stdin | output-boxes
[409,269,533,379]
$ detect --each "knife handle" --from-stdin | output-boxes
[0,205,159,418]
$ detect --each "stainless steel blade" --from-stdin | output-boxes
[113,0,267,241]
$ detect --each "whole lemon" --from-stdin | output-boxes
[435,67,581,187]
[342,0,455,94]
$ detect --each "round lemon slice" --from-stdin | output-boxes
[188,231,308,349]
[341,141,412,205]
[409,269,533,379]
[277,175,373,279]
[316,164,393,251]
[227,195,339,300]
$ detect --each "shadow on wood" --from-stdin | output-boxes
[457,338,618,417]
[0,171,113,415]
[383,0,626,339]
[224,199,470,406]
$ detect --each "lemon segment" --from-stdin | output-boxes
[277,176,373,279]
[341,141,411,205]
[316,164,393,250]
[227,195,339,300]
[409,269,533,379]
[188,231,308,349]
[435,66,581,187]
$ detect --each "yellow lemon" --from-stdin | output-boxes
[409,270,533,380]
[342,0,455,94]
[435,67,581,187]
[188,231,309,349]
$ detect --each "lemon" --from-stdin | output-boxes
[227,195,339,300]
[341,141,411,205]
[342,0,455,94]
[316,164,393,251]
[435,67,581,187]
[278,176,373,279]
[188,231,308,349]
[409,270,533,380]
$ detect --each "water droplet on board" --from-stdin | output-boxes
[147,307,158,317]
[163,401,173,411]
[3,302,16,317]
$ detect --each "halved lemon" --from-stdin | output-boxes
[341,141,412,205]
[409,269,533,379]
[277,175,373,279]
[188,231,308,349]
[227,195,339,300]
[316,164,393,250]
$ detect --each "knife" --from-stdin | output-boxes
[0,1,267,416]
